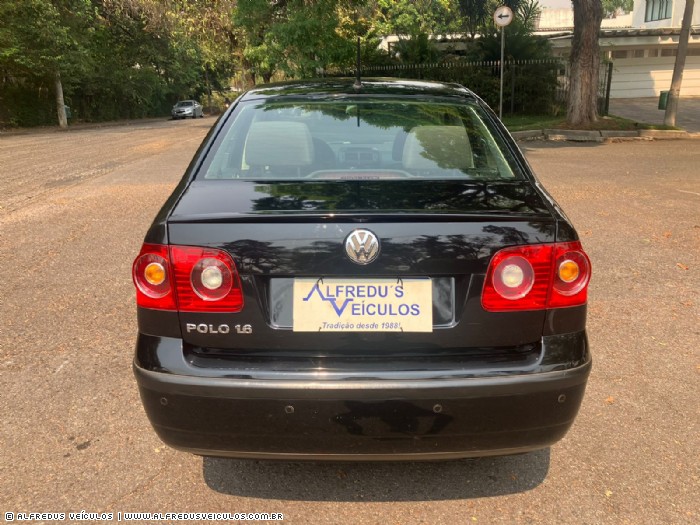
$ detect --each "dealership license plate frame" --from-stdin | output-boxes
[292,277,433,333]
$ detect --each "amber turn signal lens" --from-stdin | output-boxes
[144,262,166,285]
[558,260,580,283]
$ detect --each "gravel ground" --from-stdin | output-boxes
[0,120,698,524]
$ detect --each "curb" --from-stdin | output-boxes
[510,130,544,141]
[638,129,690,139]
[544,129,603,142]
[512,128,693,142]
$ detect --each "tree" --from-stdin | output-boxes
[457,0,489,41]
[568,0,604,126]
[664,0,695,126]
[376,0,459,36]
[393,33,441,63]
[234,0,385,82]
[518,0,543,30]
[0,0,92,127]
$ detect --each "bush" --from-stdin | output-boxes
[350,59,559,115]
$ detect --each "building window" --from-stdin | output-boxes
[645,0,672,22]
[648,49,660,57]
[633,49,646,58]
[661,48,678,57]
[612,50,629,59]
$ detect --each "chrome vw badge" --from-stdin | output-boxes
[345,229,380,265]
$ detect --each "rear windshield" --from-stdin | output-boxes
[201,99,523,181]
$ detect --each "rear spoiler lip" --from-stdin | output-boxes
[166,211,554,224]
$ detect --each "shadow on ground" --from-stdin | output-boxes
[203,449,550,501]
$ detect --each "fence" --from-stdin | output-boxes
[554,60,614,117]
[326,59,613,117]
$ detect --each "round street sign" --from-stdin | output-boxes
[493,6,514,27]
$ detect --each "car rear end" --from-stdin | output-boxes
[133,81,591,460]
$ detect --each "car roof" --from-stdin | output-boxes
[239,78,478,102]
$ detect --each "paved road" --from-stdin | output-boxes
[1,121,698,524]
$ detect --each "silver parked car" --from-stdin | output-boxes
[171,100,203,119]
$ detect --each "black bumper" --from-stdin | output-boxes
[133,337,591,460]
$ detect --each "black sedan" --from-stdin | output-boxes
[132,79,592,460]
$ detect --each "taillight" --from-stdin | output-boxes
[132,244,243,312]
[549,242,591,308]
[482,242,591,312]
[170,245,243,312]
[132,244,176,310]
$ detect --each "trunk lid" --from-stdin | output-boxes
[168,180,555,352]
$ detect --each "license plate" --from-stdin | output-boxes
[293,278,433,332]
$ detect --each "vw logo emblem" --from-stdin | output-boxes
[344,229,380,265]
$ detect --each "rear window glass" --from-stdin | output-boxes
[201,99,522,181]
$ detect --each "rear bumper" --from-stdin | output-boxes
[133,341,591,460]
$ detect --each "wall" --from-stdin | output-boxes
[610,55,700,97]
[632,0,700,29]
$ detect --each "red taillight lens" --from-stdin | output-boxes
[132,244,243,312]
[482,242,591,312]
[482,244,554,311]
[170,246,243,312]
[132,244,176,310]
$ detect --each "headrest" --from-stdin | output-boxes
[402,125,473,171]
[245,121,314,166]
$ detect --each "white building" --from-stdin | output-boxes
[537,0,700,98]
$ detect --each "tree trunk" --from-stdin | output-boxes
[205,67,212,113]
[241,57,256,87]
[664,0,695,127]
[568,0,604,126]
[54,72,67,129]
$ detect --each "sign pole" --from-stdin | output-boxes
[500,26,505,120]
[493,6,513,121]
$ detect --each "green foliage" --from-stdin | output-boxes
[265,0,355,78]
[393,33,441,64]
[234,0,382,82]
[478,20,553,61]
[518,0,543,31]
[457,0,489,39]
[375,0,461,35]
[602,0,634,16]
[0,0,561,127]
[0,0,236,126]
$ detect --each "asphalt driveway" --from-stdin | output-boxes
[609,96,700,132]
